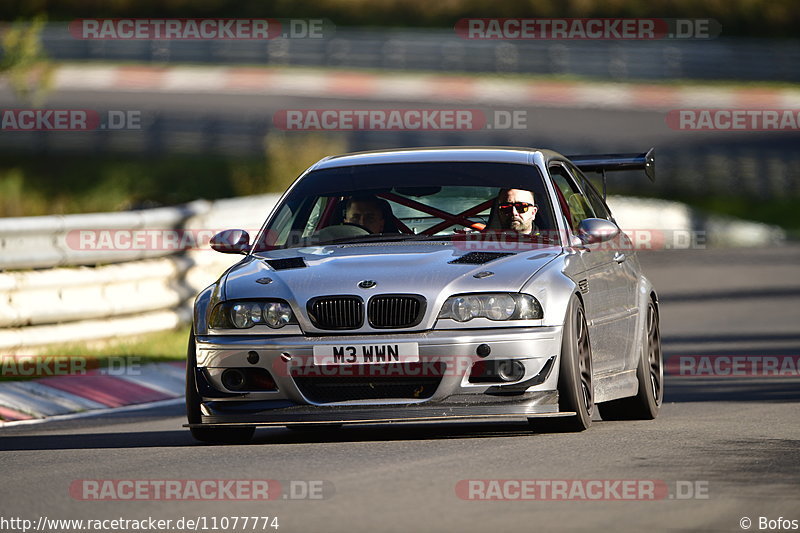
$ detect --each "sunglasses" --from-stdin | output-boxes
[499,202,535,214]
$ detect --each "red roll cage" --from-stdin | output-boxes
[317,193,491,235]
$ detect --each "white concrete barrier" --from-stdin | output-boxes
[0,196,283,271]
[606,196,786,248]
[0,194,279,351]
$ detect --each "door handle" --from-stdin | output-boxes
[613,252,626,264]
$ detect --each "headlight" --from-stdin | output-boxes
[263,301,294,328]
[231,303,255,328]
[438,293,543,322]
[210,300,297,329]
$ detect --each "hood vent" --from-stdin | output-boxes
[448,252,515,265]
[265,257,306,270]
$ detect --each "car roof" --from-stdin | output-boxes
[312,146,565,170]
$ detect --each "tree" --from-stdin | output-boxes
[1,15,54,106]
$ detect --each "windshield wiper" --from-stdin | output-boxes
[317,233,425,245]
[273,231,559,249]
[327,233,561,245]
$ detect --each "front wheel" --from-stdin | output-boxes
[186,333,255,444]
[598,299,663,420]
[530,295,593,432]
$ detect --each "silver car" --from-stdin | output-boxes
[186,147,663,443]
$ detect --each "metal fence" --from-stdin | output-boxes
[36,27,800,83]
[3,115,799,200]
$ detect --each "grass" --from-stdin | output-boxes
[0,326,190,383]
[677,196,800,239]
[0,154,265,217]
[0,133,346,217]
[2,154,798,233]
[40,326,190,360]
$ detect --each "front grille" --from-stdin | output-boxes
[307,296,364,330]
[368,295,426,328]
[293,363,444,403]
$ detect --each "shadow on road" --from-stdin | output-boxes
[662,329,800,402]
[664,377,800,403]
[665,333,800,344]
[660,287,800,304]
[668,437,800,490]
[0,420,557,451]
[0,430,195,451]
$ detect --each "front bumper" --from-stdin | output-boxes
[191,327,565,426]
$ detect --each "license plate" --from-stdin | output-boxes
[313,343,419,365]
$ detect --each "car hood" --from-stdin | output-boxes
[222,242,561,332]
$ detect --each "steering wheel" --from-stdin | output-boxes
[313,223,371,243]
[341,222,373,233]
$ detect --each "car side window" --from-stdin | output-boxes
[258,196,318,249]
[549,164,596,231]
[582,182,611,220]
[567,164,613,221]
[303,196,329,237]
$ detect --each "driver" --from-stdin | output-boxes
[343,195,393,234]
[496,189,538,235]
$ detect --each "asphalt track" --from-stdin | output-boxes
[1,245,798,533]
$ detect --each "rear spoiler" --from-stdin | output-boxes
[567,148,655,198]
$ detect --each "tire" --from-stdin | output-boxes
[186,333,255,444]
[530,294,593,432]
[598,299,663,421]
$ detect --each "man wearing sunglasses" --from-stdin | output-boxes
[496,189,538,235]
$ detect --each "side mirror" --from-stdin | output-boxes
[576,218,620,245]
[210,229,250,254]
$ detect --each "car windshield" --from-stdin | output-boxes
[253,161,558,251]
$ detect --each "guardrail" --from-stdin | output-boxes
[0,193,784,352]
[0,195,278,271]
[0,194,280,352]
[0,201,209,271]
